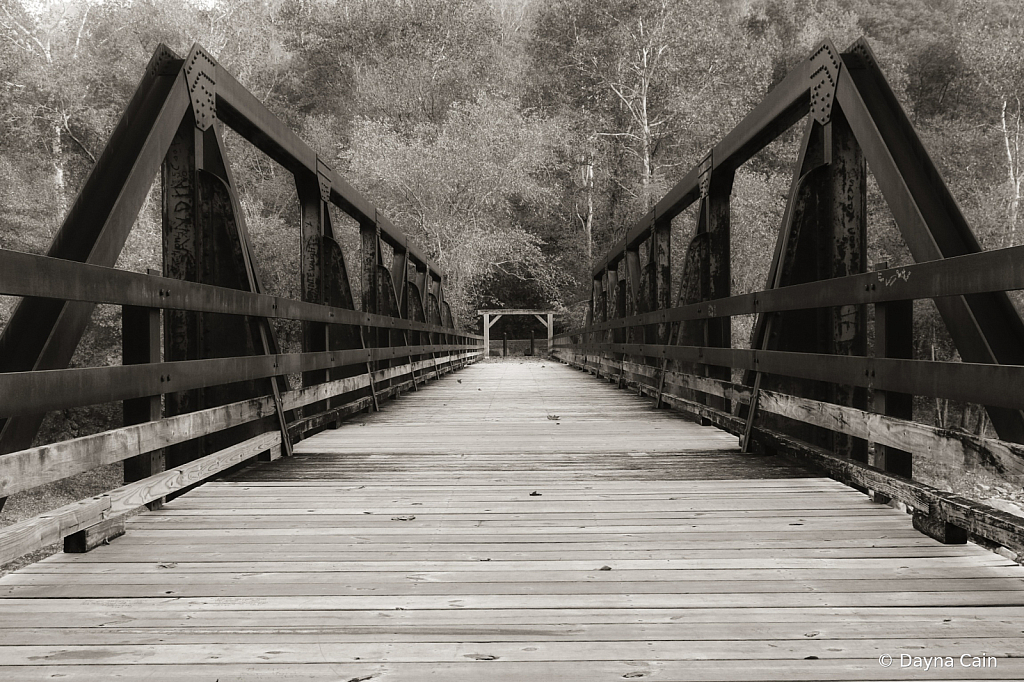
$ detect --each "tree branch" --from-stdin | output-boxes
[62,114,96,163]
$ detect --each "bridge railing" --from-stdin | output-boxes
[554,38,1024,559]
[0,44,482,566]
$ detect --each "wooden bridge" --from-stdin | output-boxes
[2,38,1024,680]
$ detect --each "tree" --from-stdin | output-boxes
[0,0,103,222]
[346,95,571,324]
[959,0,1024,249]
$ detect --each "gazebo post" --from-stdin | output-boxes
[547,313,553,356]
[483,313,490,359]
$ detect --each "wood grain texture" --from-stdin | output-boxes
[1,360,1022,680]
[0,496,109,566]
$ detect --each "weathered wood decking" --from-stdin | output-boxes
[1,360,1023,680]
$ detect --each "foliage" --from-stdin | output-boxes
[346,95,572,322]
[1,0,1023,436]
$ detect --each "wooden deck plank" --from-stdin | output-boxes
[0,661,1021,681]
[1,360,1023,679]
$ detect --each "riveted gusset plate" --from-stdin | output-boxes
[809,42,841,125]
[185,45,217,130]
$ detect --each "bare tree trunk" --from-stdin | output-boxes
[584,159,594,268]
[975,408,990,437]
[52,120,66,227]
[638,42,654,212]
[1002,98,1022,247]
[578,148,594,269]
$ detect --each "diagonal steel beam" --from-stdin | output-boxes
[837,39,1024,444]
[0,47,190,457]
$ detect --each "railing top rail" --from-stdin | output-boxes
[0,249,481,340]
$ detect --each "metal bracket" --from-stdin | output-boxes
[316,157,332,203]
[809,42,841,125]
[185,45,217,131]
[698,152,713,198]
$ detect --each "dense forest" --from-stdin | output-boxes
[1,0,1022,436]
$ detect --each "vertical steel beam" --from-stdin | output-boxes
[426,277,443,380]
[122,269,164,511]
[162,114,204,470]
[706,170,733,414]
[205,125,292,458]
[641,240,656,349]
[606,265,620,382]
[827,107,868,462]
[413,263,429,363]
[298,174,327,409]
[624,248,641,344]
[162,120,287,466]
[605,267,615,326]
[610,262,626,376]
[360,216,381,385]
[393,247,410,320]
[389,246,417,388]
[323,234,365,414]
[745,120,831,451]
[653,217,672,345]
[673,228,709,408]
[747,112,868,456]
[377,261,401,391]
[873,262,913,483]
[360,216,380,316]
[194,165,264,456]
